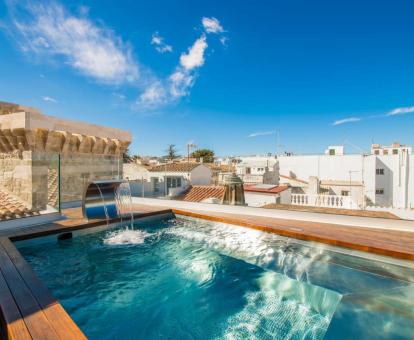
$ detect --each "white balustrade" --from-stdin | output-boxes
[291,194,355,209]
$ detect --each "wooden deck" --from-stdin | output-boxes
[262,203,400,219]
[0,237,85,339]
[0,203,413,339]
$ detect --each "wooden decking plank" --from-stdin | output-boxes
[0,238,86,340]
[0,241,59,339]
[6,209,174,242]
[0,270,31,340]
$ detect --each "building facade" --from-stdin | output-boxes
[233,145,414,210]
[124,163,213,197]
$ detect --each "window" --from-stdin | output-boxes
[383,149,388,155]
[329,149,335,155]
[166,177,182,189]
[376,168,384,175]
[341,190,349,196]
[376,188,384,195]
[374,150,379,155]
[152,178,160,192]
[393,149,398,155]
[246,167,251,174]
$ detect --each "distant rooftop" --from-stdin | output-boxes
[149,163,204,172]
[371,141,412,155]
[179,185,225,202]
[244,184,289,194]
[371,141,411,149]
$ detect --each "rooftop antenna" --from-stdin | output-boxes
[187,141,196,172]
[343,139,367,154]
[275,130,284,156]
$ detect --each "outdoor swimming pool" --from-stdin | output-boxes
[16,216,414,339]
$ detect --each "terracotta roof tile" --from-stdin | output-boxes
[149,163,203,172]
[205,164,235,172]
[179,185,225,202]
[48,169,59,207]
[0,189,40,220]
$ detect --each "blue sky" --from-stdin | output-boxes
[1,0,414,156]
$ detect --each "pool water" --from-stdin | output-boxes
[16,217,414,339]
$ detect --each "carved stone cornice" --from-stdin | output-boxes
[0,108,132,156]
[0,128,130,156]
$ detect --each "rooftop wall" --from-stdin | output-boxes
[0,105,131,213]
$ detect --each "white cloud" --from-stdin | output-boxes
[332,117,361,126]
[387,106,414,116]
[137,82,168,107]
[136,69,194,108]
[332,105,414,127]
[6,3,227,111]
[248,131,274,138]
[220,36,228,46]
[138,34,207,108]
[169,70,194,98]
[202,17,224,34]
[112,92,126,100]
[151,32,172,53]
[42,96,57,103]
[8,1,138,84]
[180,35,208,70]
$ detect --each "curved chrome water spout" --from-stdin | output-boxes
[114,181,134,226]
[82,180,134,225]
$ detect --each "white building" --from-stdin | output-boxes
[123,163,150,181]
[244,184,291,207]
[371,142,412,156]
[124,163,212,197]
[236,156,278,184]
[325,145,344,156]
[234,143,414,210]
[278,146,413,209]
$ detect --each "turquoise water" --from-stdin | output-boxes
[16,217,414,339]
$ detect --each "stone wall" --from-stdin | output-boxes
[30,152,60,210]
[0,151,123,210]
[0,110,130,212]
[60,153,121,202]
[0,151,33,206]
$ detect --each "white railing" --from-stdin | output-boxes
[239,174,263,184]
[291,194,356,209]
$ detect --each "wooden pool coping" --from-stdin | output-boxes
[1,206,413,339]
